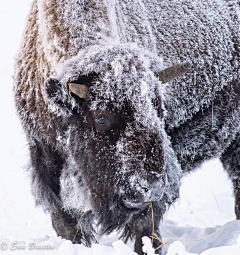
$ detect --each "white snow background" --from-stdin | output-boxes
[0,1,240,254]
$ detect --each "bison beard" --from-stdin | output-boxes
[14,0,240,254]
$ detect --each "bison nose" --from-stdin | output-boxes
[122,180,164,209]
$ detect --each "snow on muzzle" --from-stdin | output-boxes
[119,174,166,209]
[115,121,166,209]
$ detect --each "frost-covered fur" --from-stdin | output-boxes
[14,1,240,255]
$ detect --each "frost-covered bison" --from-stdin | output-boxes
[14,0,240,254]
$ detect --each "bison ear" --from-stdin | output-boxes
[45,78,62,98]
[44,78,67,107]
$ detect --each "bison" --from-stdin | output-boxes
[14,0,240,254]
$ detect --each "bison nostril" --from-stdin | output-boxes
[142,187,149,193]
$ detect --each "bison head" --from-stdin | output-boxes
[44,44,190,236]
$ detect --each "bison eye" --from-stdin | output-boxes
[95,116,110,126]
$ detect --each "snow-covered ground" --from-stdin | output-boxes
[0,1,239,254]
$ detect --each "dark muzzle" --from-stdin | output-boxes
[121,178,165,209]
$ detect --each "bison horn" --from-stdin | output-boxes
[68,83,89,99]
[159,60,192,84]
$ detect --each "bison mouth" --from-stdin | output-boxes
[99,178,166,235]
[99,195,166,245]
[99,194,156,236]
[122,199,150,209]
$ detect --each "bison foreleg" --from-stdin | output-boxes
[29,140,97,245]
[51,208,96,246]
[221,133,240,219]
[76,210,97,246]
